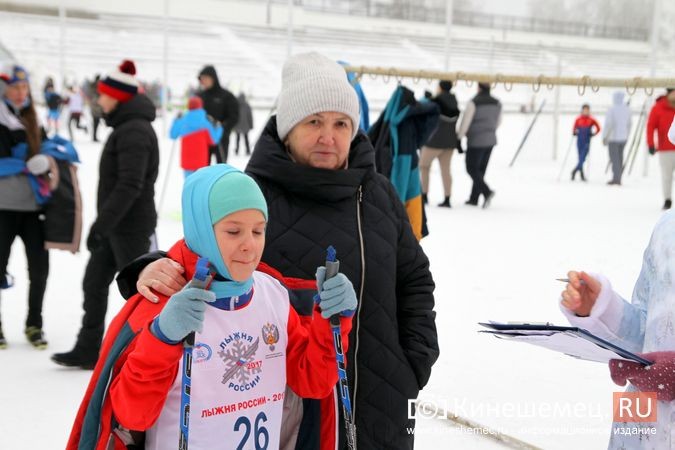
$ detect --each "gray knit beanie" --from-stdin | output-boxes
[276,52,360,141]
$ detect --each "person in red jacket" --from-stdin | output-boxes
[66,164,356,449]
[170,96,223,178]
[571,104,600,181]
[646,88,675,209]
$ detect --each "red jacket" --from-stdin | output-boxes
[180,129,213,170]
[66,240,350,449]
[647,96,675,151]
[572,115,600,135]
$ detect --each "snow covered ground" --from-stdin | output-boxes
[0,109,664,449]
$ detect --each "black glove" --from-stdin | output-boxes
[456,140,464,154]
[86,226,106,252]
[649,147,656,156]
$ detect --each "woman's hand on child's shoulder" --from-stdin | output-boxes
[138,258,187,303]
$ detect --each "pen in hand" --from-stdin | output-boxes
[556,278,586,285]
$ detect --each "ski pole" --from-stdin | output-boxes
[585,138,593,179]
[157,139,178,215]
[556,135,575,181]
[628,108,647,176]
[323,246,357,450]
[158,138,178,216]
[179,257,213,450]
[509,99,546,167]
[624,101,647,174]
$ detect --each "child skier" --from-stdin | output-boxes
[571,104,601,181]
[66,164,356,449]
[44,84,63,135]
[170,96,223,178]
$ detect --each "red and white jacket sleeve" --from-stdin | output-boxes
[108,321,183,431]
[285,306,352,399]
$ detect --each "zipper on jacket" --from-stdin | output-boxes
[352,185,366,429]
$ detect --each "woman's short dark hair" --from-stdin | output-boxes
[439,80,453,92]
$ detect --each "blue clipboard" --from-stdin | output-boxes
[479,322,653,366]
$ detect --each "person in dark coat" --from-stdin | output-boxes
[197,65,239,163]
[44,84,63,136]
[116,52,438,450]
[420,80,460,208]
[85,74,103,142]
[457,82,502,208]
[234,92,254,156]
[52,60,159,368]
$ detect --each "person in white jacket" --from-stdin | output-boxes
[668,115,675,146]
[602,91,632,185]
[560,210,675,449]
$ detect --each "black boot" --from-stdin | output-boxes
[51,346,98,369]
[579,169,586,182]
[422,193,428,205]
[0,325,6,349]
[571,169,577,181]
[482,190,495,209]
[664,199,672,210]
[438,196,451,208]
[25,326,47,349]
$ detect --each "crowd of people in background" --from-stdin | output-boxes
[2,51,675,449]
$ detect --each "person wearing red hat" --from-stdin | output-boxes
[52,60,160,368]
[169,95,223,178]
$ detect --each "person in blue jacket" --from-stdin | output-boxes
[170,96,222,178]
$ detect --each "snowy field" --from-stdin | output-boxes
[0,108,664,449]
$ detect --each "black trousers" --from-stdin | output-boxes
[235,132,250,155]
[76,232,151,355]
[92,116,101,141]
[465,146,494,203]
[68,112,87,141]
[210,131,231,164]
[0,210,49,329]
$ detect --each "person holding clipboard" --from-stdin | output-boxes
[559,211,675,449]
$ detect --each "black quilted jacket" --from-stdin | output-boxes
[94,94,158,237]
[246,118,439,449]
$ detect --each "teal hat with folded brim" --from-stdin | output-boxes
[182,164,267,297]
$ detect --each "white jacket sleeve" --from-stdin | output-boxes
[669,116,675,145]
[603,111,613,142]
[560,268,650,354]
[457,101,475,141]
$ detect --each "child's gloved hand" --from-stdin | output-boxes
[154,287,216,343]
[315,267,357,319]
[609,351,675,402]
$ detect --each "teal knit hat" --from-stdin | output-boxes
[208,171,268,225]
[182,164,267,298]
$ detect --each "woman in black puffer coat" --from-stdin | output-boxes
[246,116,439,449]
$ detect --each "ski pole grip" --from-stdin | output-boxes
[183,257,212,348]
[324,246,341,326]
